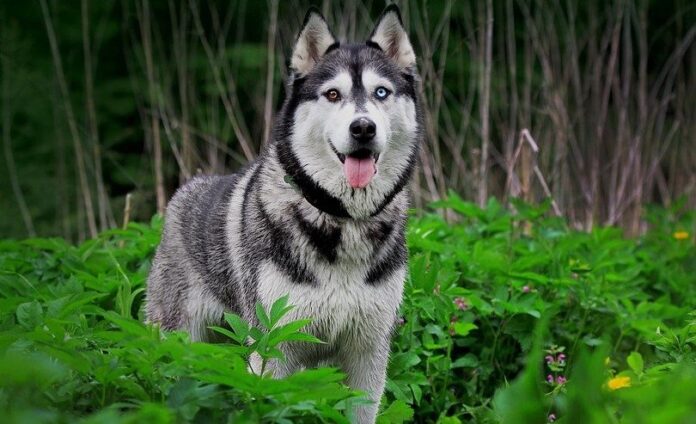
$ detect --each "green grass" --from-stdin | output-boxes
[1,196,695,423]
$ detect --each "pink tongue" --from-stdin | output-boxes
[343,156,376,188]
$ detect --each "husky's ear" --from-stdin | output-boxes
[290,8,338,76]
[368,5,416,69]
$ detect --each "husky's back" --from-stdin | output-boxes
[146,6,422,423]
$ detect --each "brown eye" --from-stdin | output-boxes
[325,89,341,102]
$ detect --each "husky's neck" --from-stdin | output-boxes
[274,135,352,218]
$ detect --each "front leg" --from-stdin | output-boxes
[338,340,390,424]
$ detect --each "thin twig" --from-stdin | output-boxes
[520,130,562,217]
[189,0,255,162]
[262,0,278,146]
[122,193,133,230]
[82,0,113,231]
[2,34,36,237]
[136,0,167,215]
[477,0,493,207]
[40,0,98,238]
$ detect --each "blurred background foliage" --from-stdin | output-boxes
[0,0,694,240]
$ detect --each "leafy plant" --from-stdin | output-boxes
[0,217,361,423]
[210,295,324,377]
[1,198,695,423]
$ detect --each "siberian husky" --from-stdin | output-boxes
[146,5,422,422]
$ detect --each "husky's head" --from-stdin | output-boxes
[275,5,421,219]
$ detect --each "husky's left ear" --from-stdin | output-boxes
[290,8,338,76]
[368,5,416,69]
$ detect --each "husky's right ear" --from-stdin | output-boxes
[367,5,416,70]
[290,8,338,77]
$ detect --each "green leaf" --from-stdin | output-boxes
[377,400,414,424]
[224,312,250,342]
[493,316,549,423]
[102,311,147,335]
[249,327,265,342]
[267,318,312,344]
[627,351,644,375]
[265,346,285,360]
[255,302,271,329]
[451,354,478,369]
[410,383,422,404]
[210,326,244,344]
[255,335,269,356]
[452,322,477,337]
[280,332,325,344]
[16,301,43,329]
[269,294,294,327]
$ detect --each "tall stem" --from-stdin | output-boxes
[477,0,493,207]
[138,0,167,215]
[2,35,36,237]
[82,0,112,230]
[262,0,278,146]
[40,0,98,238]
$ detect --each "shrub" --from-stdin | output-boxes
[1,198,694,423]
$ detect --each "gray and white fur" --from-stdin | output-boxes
[146,6,421,423]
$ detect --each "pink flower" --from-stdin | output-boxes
[546,374,554,384]
[548,413,557,422]
[556,375,566,385]
[557,353,566,362]
[453,297,469,310]
[522,285,531,293]
[545,355,555,364]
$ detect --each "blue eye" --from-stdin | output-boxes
[375,87,390,100]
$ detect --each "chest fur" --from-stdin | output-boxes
[255,259,405,349]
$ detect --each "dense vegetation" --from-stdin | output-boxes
[2,198,695,423]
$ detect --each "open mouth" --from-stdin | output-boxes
[334,148,380,164]
[330,144,380,189]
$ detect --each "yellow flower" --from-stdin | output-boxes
[673,231,689,240]
[607,376,631,390]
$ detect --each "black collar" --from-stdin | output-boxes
[276,142,352,218]
[275,141,412,219]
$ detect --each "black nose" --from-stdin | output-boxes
[349,118,376,143]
